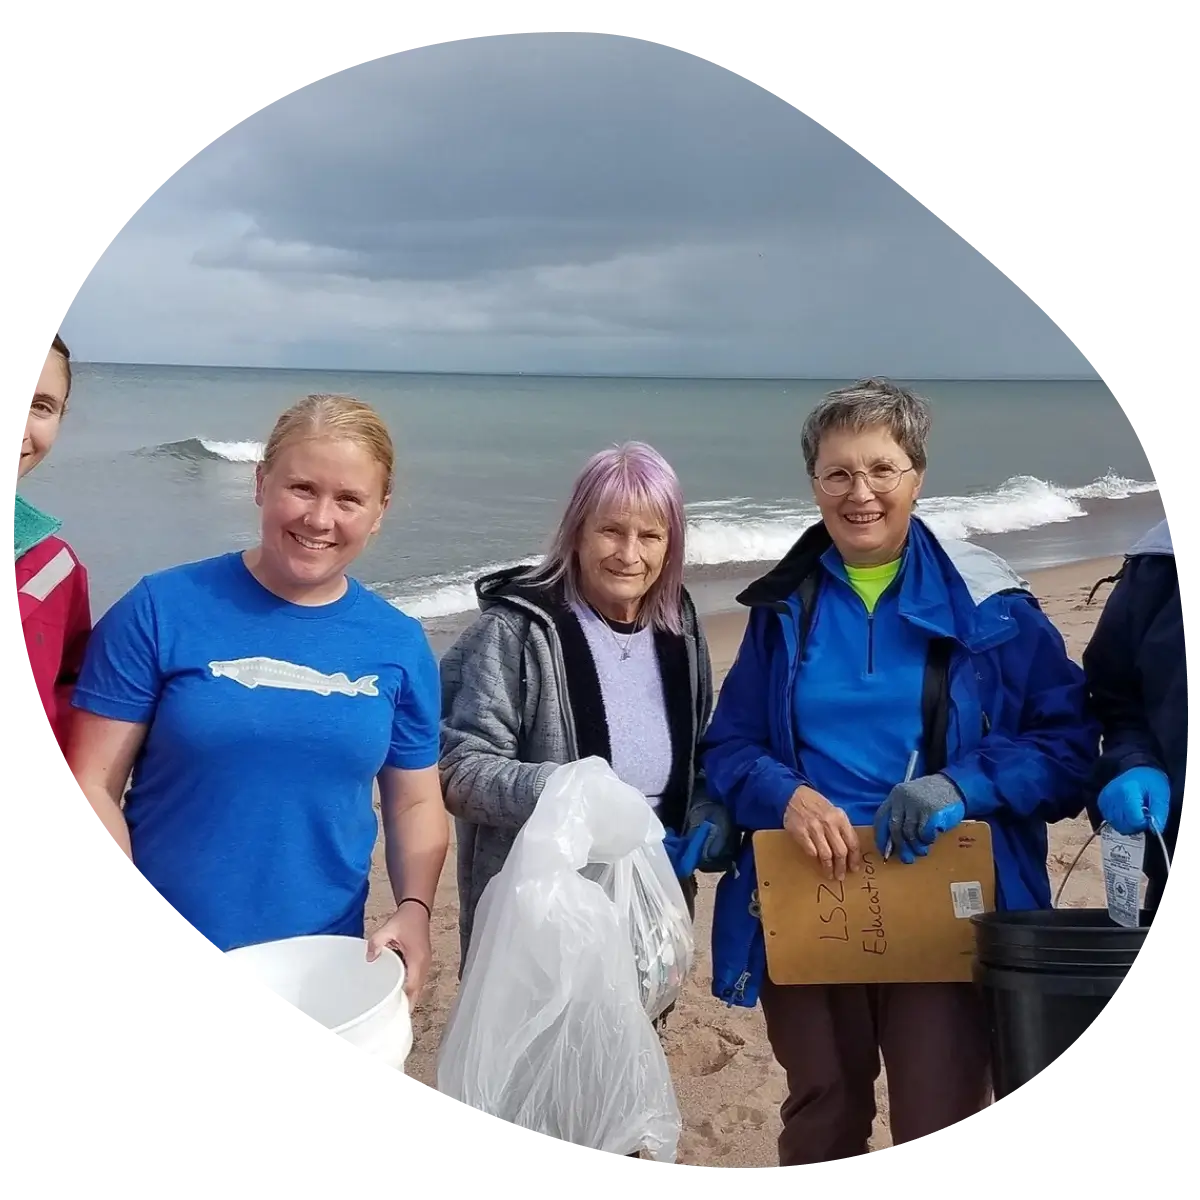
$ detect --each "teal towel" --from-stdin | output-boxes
[15,493,62,561]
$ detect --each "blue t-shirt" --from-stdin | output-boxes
[72,552,441,952]
[792,552,928,826]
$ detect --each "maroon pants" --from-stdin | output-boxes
[760,977,992,1165]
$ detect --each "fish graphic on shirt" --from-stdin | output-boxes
[208,657,379,697]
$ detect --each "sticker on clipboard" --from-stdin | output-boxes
[950,881,985,919]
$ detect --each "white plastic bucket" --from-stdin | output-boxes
[225,934,413,1071]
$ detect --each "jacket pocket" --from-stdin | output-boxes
[711,846,767,1007]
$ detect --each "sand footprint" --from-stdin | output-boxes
[675,1026,746,1077]
[686,1118,735,1161]
[715,1103,769,1133]
[743,1073,788,1110]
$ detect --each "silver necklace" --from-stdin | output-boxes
[591,606,639,661]
[609,625,635,661]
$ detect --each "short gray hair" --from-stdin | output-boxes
[801,378,932,476]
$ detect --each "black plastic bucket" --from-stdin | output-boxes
[971,908,1152,1098]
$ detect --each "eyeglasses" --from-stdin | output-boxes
[813,464,916,497]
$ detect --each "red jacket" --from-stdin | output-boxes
[17,534,92,753]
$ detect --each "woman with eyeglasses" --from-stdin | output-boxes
[700,379,1097,1164]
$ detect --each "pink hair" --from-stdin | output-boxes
[523,441,687,634]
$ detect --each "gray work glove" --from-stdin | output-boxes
[872,773,967,864]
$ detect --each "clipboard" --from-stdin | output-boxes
[752,822,996,985]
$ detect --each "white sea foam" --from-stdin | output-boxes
[384,558,540,620]
[379,473,1157,621]
[199,439,265,463]
[140,437,265,463]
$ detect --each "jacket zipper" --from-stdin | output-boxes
[731,971,751,1004]
[783,603,803,770]
[724,602,800,1008]
[862,571,903,675]
[547,633,580,760]
[683,594,700,811]
[720,600,803,1009]
[503,595,580,760]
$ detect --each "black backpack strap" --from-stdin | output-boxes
[921,637,955,775]
[795,572,820,653]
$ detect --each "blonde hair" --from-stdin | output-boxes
[261,394,395,499]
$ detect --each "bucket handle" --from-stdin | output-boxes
[1053,821,1172,909]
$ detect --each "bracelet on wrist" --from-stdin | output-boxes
[399,896,432,920]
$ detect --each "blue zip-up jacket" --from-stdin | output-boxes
[1082,518,1185,906]
[702,518,1099,1008]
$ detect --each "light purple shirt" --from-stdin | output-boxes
[573,603,673,809]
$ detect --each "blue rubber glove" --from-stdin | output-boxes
[1097,766,1171,836]
[683,797,735,873]
[873,773,967,864]
[663,821,715,878]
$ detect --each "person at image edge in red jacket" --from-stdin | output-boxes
[16,334,92,752]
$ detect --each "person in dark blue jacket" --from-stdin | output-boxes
[1082,517,1185,912]
[701,379,1098,1165]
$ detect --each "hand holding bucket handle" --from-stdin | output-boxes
[1053,815,1172,909]
[1096,766,1171,837]
[366,897,432,1002]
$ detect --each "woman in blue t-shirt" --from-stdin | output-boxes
[67,394,447,1000]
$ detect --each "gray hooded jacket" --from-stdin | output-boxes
[439,566,718,964]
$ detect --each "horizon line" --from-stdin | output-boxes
[75,359,1104,385]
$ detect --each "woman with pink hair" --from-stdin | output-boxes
[440,442,729,1039]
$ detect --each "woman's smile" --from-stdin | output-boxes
[288,530,337,552]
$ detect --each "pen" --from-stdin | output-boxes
[883,748,920,862]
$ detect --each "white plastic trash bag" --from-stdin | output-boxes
[436,757,692,1161]
[579,837,695,1023]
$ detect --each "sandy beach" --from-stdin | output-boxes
[365,554,1123,1166]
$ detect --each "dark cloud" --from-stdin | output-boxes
[64,33,1095,378]
[178,36,900,282]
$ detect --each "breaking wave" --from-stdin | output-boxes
[138,437,264,463]
[382,472,1157,621]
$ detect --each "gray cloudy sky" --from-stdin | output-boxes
[63,34,1095,378]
